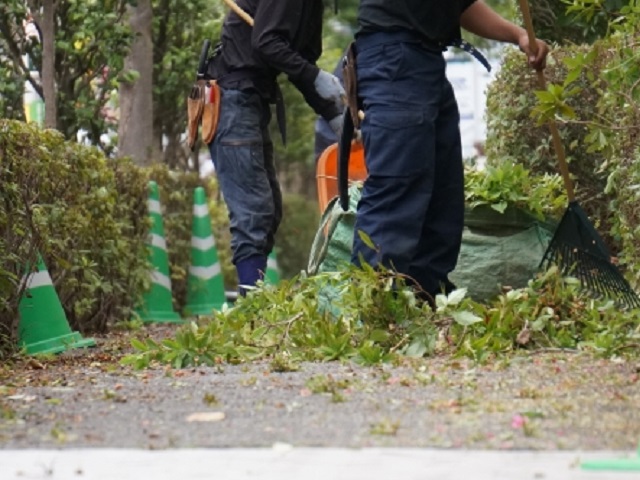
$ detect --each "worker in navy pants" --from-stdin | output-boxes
[351,31,463,300]
[351,0,549,304]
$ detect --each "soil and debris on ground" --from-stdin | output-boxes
[1,324,639,450]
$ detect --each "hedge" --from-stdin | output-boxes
[0,120,322,356]
[485,33,640,288]
[0,120,149,354]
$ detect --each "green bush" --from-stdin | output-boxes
[0,120,150,356]
[592,31,640,288]
[486,25,640,291]
[486,44,618,252]
[0,120,323,357]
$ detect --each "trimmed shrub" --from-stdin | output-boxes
[485,30,640,289]
[486,44,617,251]
[593,32,640,288]
[0,120,150,356]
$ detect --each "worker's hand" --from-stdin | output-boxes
[518,34,549,71]
[328,114,343,137]
[314,69,345,112]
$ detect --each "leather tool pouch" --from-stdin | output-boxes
[342,41,360,130]
[187,81,206,151]
[202,80,221,145]
[187,41,223,150]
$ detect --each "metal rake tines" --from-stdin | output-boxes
[541,241,640,309]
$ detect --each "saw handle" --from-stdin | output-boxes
[197,39,211,79]
[518,0,575,202]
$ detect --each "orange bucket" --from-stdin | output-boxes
[316,141,367,213]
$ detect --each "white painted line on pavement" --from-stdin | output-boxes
[0,448,638,480]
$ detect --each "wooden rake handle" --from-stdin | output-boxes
[518,0,575,202]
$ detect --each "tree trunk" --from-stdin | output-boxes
[41,0,57,129]
[118,0,155,166]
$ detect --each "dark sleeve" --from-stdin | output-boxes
[252,0,319,86]
[252,0,340,121]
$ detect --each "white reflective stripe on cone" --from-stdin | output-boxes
[189,264,222,281]
[193,204,210,217]
[151,270,172,290]
[191,235,216,251]
[20,270,54,290]
[150,234,167,251]
[148,199,162,215]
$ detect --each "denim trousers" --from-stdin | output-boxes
[208,88,282,266]
[352,31,465,298]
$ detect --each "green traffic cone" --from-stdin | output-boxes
[18,256,96,355]
[184,187,226,316]
[265,250,281,285]
[135,181,182,324]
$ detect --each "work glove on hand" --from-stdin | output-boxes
[328,114,344,137]
[314,69,345,113]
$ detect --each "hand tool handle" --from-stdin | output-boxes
[338,108,355,212]
[197,39,211,79]
[518,0,575,202]
[222,0,255,26]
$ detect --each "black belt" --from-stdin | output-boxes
[356,31,491,73]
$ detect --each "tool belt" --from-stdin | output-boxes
[187,40,222,151]
[188,39,287,151]
[187,79,221,150]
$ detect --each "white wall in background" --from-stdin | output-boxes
[446,56,500,161]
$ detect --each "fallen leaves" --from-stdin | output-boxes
[185,411,225,423]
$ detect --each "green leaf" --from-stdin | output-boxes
[452,311,483,326]
[447,288,468,306]
[357,229,377,251]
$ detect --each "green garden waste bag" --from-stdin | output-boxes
[307,185,361,317]
[450,205,555,302]
[308,188,554,306]
[308,185,361,276]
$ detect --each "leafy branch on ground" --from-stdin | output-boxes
[122,264,640,369]
[464,162,566,220]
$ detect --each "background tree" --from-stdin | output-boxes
[532,0,628,44]
[0,0,41,120]
[37,0,56,128]
[150,0,225,170]
[1,0,632,181]
[0,0,133,151]
[118,0,155,165]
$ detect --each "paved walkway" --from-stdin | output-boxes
[1,447,639,480]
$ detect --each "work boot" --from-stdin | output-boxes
[236,254,267,296]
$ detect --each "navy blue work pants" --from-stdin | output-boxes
[352,31,465,299]
[208,89,281,266]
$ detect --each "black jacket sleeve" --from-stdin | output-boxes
[252,0,319,84]
[251,0,341,121]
